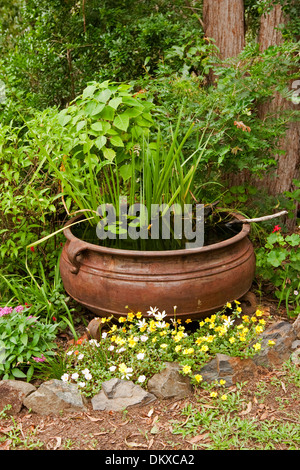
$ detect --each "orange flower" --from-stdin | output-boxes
[234,121,251,132]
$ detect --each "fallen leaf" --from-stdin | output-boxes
[125,434,148,448]
[147,407,154,418]
[148,437,154,449]
[187,433,210,444]
[281,381,287,393]
[49,436,62,450]
[240,401,252,415]
[260,411,269,420]
[85,414,104,422]
[150,425,159,435]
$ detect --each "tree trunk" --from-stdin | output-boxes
[203,0,245,60]
[258,3,299,227]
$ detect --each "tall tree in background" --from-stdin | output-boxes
[258,2,299,207]
[203,0,245,59]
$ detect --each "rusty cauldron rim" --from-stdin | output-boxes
[62,211,251,258]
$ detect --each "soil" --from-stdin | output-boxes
[0,297,299,451]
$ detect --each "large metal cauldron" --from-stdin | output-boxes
[59,214,256,320]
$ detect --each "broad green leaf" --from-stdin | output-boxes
[267,249,287,267]
[90,103,105,116]
[91,122,103,132]
[99,106,115,120]
[109,97,122,110]
[285,233,300,246]
[94,135,107,150]
[82,84,97,100]
[110,135,124,147]
[95,88,112,103]
[113,113,129,132]
[57,112,72,127]
[20,333,28,346]
[102,147,116,161]
[11,368,27,379]
[76,120,86,132]
[119,164,132,181]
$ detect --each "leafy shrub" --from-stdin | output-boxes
[256,228,300,316]
[0,305,60,381]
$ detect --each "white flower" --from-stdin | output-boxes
[84,372,92,380]
[66,351,73,356]
[121,367,133,380]
[61,373,69,382]
[140,335,148,342]
[78,354,84,360]
[89,339,100,347]
[136,352,145,360]
[108,345,115,351]
[78,382,85,388]
[156,320,167,329]
[117,347,126,353]
[137,319,147,329]
[82,368,90,375]
[109,365,117,372]
[223,316,234,328]
[102,332,108,339]
[294,290,299,296]
[71,372,79,380]
[153,310,167,321]
[137,375,146,383]
[147,306,159,316]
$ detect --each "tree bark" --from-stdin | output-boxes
[257,3,299,226]
[203,0,245,59]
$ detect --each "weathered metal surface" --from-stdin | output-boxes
[59,214,256,319]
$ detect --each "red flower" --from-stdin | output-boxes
[52,316,57,322]
[30,246,35,252]
[272,225,281,233]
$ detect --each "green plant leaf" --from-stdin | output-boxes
[94,135,107,150]
[102,147,116,161]
[11,368,27,378]
[113,113,130,132]
[82,84,97,100]
[267,249,287,267]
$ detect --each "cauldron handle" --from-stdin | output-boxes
[66,240,89,274]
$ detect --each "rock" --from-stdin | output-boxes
[199,353,257,387]
[251,321,297,367]
[292,315,300,339]
[23,379,87,415]
[147,362,192,399]
[91,378,156,411]
[0,380,36,415]
[290,348,300,366]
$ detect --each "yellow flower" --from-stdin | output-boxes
[175,345,181,353]
[185,319,192,324]
[195,337,203,345]
[250,316,257,323]
[259,319,266,325]
[194,374,203,383]
[253,342,261,351]
[226,302,232,309]
[152,337,157,343]
[127,312,135,322]
[200,345,209,352]
[255,325,264,334]
[115,336,126,346]
[255,309,263,317]
[219,379,226,385]
[210,391,218,398]
[199,321,205,327]
[234,300,241,305]
[118,363,128,374]
[239,335,246,342]
[118,316,127,323]
[160,343,168,349]
[207,335,215,343]
[110,324,118,332]
[182,365,192,374]
[221,394,227,401]
[136,311,142,319]
[236,306,242,313]
[242,315,249,323]
[229,337,235,344]
[268,340,276,347]
[183,348,194,355]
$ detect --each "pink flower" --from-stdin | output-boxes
[0,307,13,317]
[32,354,46,363]
[14,305,24,312]
[272,225,281,233]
